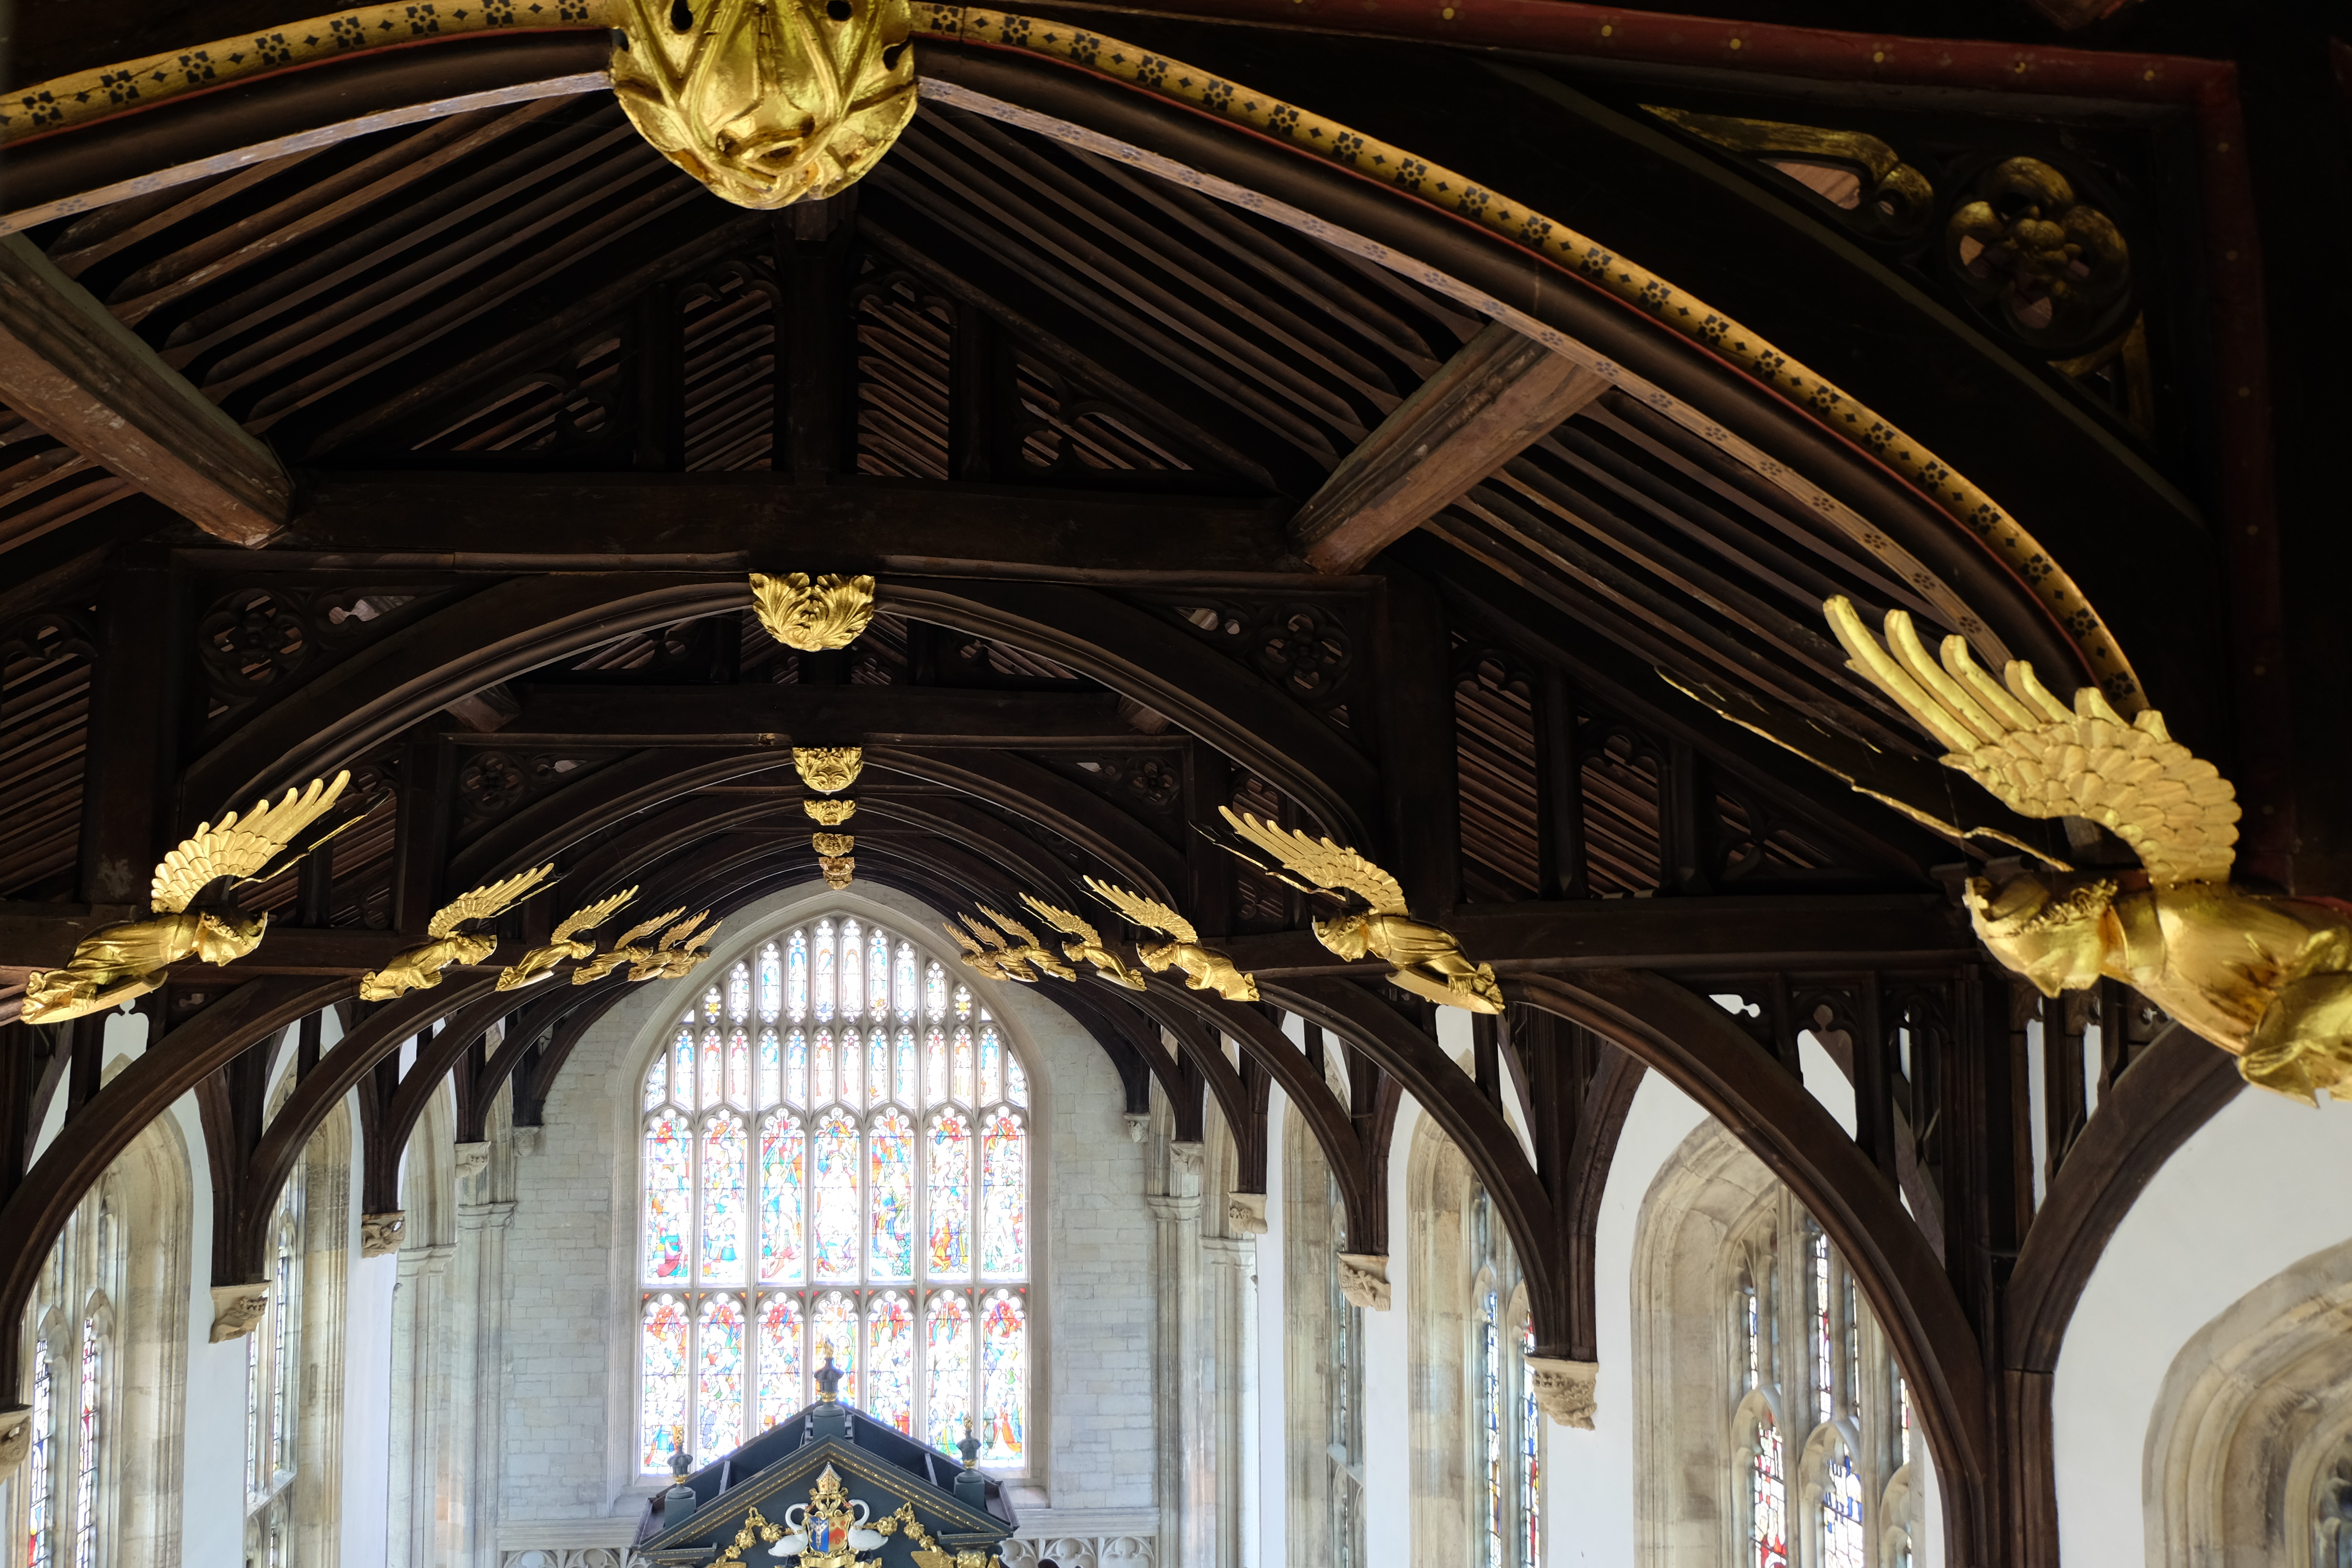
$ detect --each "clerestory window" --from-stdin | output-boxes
[637,916,1030,1476]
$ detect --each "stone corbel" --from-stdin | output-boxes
[1122,1112,1150,1144]
[1336,1252,1391,1311]
[1527,1355,1599,1430]
[455,1140,492,1179]
[360,1212,406,1257]
[512,1125,544,1156]
[0,1406,29,1478]
[1167,1140,1204,1176]
[1225,1192,1269,1236]
[209,1282,270,1342]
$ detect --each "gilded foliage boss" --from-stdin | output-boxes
[609,0,917,210]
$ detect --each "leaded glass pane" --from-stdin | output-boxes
[1821,1444,1864,1568]
[924,1291,972,1455]
[1481,1290,1502,1568]
[758,1029,780,1111]
[814,920,836,1022]
[980,1110,1025,1279]
[811,1109,861,1282]
[644,1053,666,1111]
[757,1295,804,1432]
[979,1028,1001,1105]
[787,932,808,1019]
[699,1112,747,1283]
[924,1029,947,1106]
[838,1028,862,1107]
[866,1292,916,1433]
[924,961,946,1019]
[812,1030,835,1108]
[1750,1414,1788,1568]
[870,1109,915,1281]
[1005,1051,1029,1109]
[928,1108,971,1277]
[1519,1319,1539,1568]
[700,1026,723,1110]
[869,929,892,1017]
[758,1113,806,1284]
[673,1024,694,1106]
[840,920,863,1022]
[727,1027,750,1107]
[869,1030,890,1108]
[728,962,751,1023]
[28,1343,52,1568]
[952,1027,974,1104]
[759,941,782,1021]
[785,1029,808,1108]
[644,1109,689,1283]
[812,1292,858,1406]
[895,1029,917,1105]
[1812,1228,1834,1425]
[697,1294,745,1456]
[979,1290,1025,1462]
[894,942,918,1020]
[74,1319,97,1568]
[640,1295,688,1472]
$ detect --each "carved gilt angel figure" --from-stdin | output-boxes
[358,865,555,1002]
[1081,876,1261,1003]
[972,906,1078,982]
[629,912,719,982]
[571,906,686,984]
[1218,808,1504,1013]
[24,773,357,1024]
[496,887,639,990]
[945,915,1037,984]
[1020,893,1151,991]
[1779,596,2352,1106]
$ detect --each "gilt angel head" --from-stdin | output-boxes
[1964,873,2119,998]
[1312,912,1373,961]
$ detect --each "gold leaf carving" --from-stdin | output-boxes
[805,798,858,825]
[812,833,855,856]
[795,747,864,794]
[752,572,878,651]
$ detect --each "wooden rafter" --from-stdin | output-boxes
[0,236,289,546]
[1291,320,1608,575]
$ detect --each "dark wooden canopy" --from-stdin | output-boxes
[0,2,2339,1564]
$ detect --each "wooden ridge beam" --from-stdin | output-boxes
[0,236,288,547]
[1291,320,1608,575]
[264,472,1298,577]
[474,684,1144,747]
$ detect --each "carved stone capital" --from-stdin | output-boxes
[1336,1252,1391,1311]
[209,1283,270,1342]
[1122,1112,1150,1144]
[455,1140,493,1178]
[512,1125,545,1156]
[1225,1192,1269,1236]
[360,1212,406,1257]
[0,1406,30,1476]
[1167,1139,1204,1175]
[1527,1355,1599,1429]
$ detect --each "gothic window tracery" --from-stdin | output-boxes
[1467,1187,1540,1568]
[637,916,1030,1475]
[244,1182,302,1567]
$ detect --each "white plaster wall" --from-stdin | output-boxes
[495,878,1156,1542]
[2054,1085,2352,1566]
[1550,1071,1709,1566]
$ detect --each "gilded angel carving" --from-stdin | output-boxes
[1729,595,2352,1106]
[976,906,1078,982]
[945,914,1039,984]
[752,572,878,650]
[1081,877,1260,1003]
[1020,893,1151,991]
[571,906,686,984]
[496,887,639,991]
[629,912,720,982]
[607,0,917,211]
[358,865,556,1002]
[24,773,358,1024]
[1218,808,1504,1013]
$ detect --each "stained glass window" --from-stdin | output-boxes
[1820,1442,1865,1568]
[979,1289,1025,1463]
[1750,1414,1788,1568]
[638,919,1030,1472]
[1810,1225,1834,1425]
[1518,1318,1539,1568]
[27,1339,52,1568]
[1481,1289,1503,1568]
[640,1295,688,1472]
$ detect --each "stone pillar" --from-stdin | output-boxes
[1201,1234,1258,1568]
[1149,1139,1205,1568]
[450,1140,514,1568]
[385,1242,453,1568]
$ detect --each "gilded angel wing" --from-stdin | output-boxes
[976,906,1041,947]
[945,922,988,958]
[1216,808,1408,915]
[607,907,685,951]
[655,911,712,951]
[427,864,556,938]
[1082,876,1198,945]
[959,913,1010,952]
[1020,893,1101,945]
[150,772,352,913]
[1826,597,2238,886]
[550,888,638,945]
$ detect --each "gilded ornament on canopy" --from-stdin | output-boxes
[944,907,1077,984]
[820,855,857,890]
[1945,157,2130,349]
[794,747,864,793]
[804,797,858,825]
[358,864,556,1001]
[608,0,917,210]
[753,572,879,651]
[1020,892,1152,991]
[1219,809,1504,1013]
[1080,877,1259,1003]
[496,886,639,990]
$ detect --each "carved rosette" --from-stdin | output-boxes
[1336,1252,1391,1312]
[1526,1355,1599,1430]
[1225,1192,1269,1236]
[805,797,857,825]
[360,1212,406,1257]
[209,1282,270,1342]
[794,747,864,794]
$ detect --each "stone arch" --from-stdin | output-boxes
[2145,1231,2352,1568]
